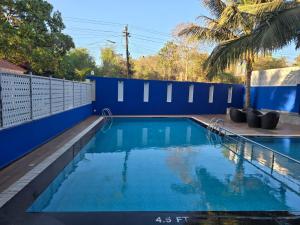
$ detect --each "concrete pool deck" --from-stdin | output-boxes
[193,114,300,137]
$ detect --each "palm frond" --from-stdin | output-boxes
[217,4,253,33]
[202,0,226,18]
[204,35,255,79]
[238,0,286,15]
[256,6,300,50]
[178,24,236,43]
[196,15,219,27]
[204,6,300,78]
[296,35,300,49]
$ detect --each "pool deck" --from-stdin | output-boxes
[192,114,300,137]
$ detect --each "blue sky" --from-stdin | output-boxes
[48,0,299,64]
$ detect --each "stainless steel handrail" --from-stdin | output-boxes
[219,126,300,165]
[101,108,112,118]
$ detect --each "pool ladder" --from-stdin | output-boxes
[207,117,224,134]
[206,118,225,147]
[101,108,113,132]
[102,108,112,119]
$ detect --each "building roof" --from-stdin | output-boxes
[0,60,27,73]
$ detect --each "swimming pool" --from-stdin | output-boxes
[251,137,300,161]
[27,118,300,212]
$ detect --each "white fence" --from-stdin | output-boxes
[0,73,93,129]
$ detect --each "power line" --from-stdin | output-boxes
[63,16,171,38]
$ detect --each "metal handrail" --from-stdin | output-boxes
[101,108,112,118]
[101,108,113,133]
[219,126,300,165]
[207,117,217,131]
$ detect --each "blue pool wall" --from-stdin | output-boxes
[251,85,300,113]
[0,104,92,169]
[88,76,245,115]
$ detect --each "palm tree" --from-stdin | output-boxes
[179,0,300,108]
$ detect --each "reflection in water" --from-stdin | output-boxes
[251,137,300,161]
[165,126,170,145]
[117,128,123,147]
[222,134,300,192]
[142,128,148,145]
[28,118,300,212]
[186,126,191,144]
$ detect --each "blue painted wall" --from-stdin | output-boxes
[88,77,244,115]
[0,104,92,169]
[251,85,300,113]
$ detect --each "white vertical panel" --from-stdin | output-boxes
[117,81,124,102]
[188,85,194,103]
[209,85,214,103]
[64,80,74,110]
[227,86,233,103]
[0,74,31,127]
[51,78,64,113]
[143,82,149,102]
[166,84,172,103]
[73,82,81,107]
[31,76,50,119]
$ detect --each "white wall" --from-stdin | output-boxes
[251,66,300,86]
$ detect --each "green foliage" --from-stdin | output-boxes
[253,55,288,71]
[0,0,74,75]
[57,48,96,80]
[97,47,127,77]
[132,41,239,83]
[212,72,243,84]
[132,55,161,80]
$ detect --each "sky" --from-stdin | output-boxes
[48,0,299,65]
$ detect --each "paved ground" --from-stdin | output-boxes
[194,114,300,137]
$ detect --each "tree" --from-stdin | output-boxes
[57,48,96,80]
[0,0,74,75]
[133,55,161,80]
[179,0,300,108]
[158,42,181,80]
[97,47,127,77]
[253,55,288,71]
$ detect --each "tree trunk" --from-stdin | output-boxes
[245,59,253,109]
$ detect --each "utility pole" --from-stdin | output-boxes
[123,25,131,78]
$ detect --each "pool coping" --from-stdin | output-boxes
[0,117,104,208]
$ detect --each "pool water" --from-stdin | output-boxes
[28,118,300,212]
[251,137,300,161]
